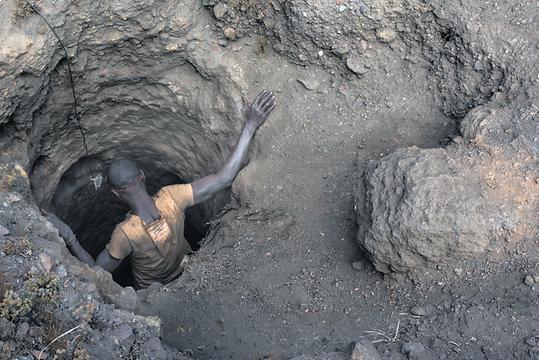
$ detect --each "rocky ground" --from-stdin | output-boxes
[0,0,538,359]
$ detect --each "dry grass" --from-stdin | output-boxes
[2,237,33,256]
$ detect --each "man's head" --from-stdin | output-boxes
[107,159,146,200]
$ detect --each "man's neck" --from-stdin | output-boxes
[130,192,160,224]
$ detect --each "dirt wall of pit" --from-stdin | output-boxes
[0,0,538,358]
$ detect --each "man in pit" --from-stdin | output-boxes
[44,90,276,289]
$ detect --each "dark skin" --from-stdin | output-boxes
[43,90,276,273]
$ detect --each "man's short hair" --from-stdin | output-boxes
[107,159,141,190]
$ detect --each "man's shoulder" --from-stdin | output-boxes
[157,184,194,209]
[112,213,139,240]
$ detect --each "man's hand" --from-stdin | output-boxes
[243,90,276,132]
[41,209,77,247]
[192,89,276,205]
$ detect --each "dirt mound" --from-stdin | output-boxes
[355,141,539,275]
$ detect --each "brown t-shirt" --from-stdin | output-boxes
[106,184,194,289]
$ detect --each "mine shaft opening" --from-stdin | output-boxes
[42,155,227,288]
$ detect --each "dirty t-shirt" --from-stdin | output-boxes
[106,184,194,289]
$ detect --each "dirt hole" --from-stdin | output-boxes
[33,153,226,287]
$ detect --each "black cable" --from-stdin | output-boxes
[25,1,89,158]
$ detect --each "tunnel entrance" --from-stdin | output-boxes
[47,156,223,287]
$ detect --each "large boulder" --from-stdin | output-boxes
[355,103,539,274]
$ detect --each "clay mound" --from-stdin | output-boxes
[355,103,539,274]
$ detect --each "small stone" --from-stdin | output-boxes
[213,3,227,19]
[347,56,369,75]
[16,322,30,337]
[0,318,15,340]
[524,275,535,286]
[402,342,425,355]
[352,261,364,271]
[55,264,67,278]
[527,335,539,347]
[223,27,236,40]
[31,350,48,359]
[376,28,397,43]
[317,82,330,94]
[111,287,138,311]
[534,275,539,283]
[352,341,381,360]
[318,50,324,57]
[140,337,168,359]
[39,253,54,272]
[358,40,368,54]
[297,78,320,91]
[4,193,22,203]
[474,60,484,71]
[337,4,347,12]
[113,324,133,341]
[0,225,9,236]
[271,0,282,11]
[410,305,427,316]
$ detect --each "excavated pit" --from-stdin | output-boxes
[46,155,221,286]
[1,0,537,358]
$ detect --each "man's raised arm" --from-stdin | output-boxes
[191,89,276,205]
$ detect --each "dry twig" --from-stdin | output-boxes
[38,324,83,359]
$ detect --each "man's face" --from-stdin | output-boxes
[111,171,145,199]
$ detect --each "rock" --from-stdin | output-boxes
[352,261,365,271]
[224,27,236,40]
[527,335,539,347]
[352,341,381,360]
[358,40,368,54]
[213,3,227,19]
[354,146,537,274]
[39,253,54,272]
[0,318,15,340]
[110,287,138,311]
[410,305,427,316]
[139,337,168,359]
[524,275,535,286]
[16,322,30,337]
[474,60,484,71]
[297,78,320,91]
[534,275,539,283]
[402,342,425,356]
[376,28,397,43]
[346,57,369,75]
[113,324,133,341]
[0,225,9,236]
[55,264,67,278]
[31,350,48,359]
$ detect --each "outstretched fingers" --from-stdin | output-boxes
[253,89,269,107]
[263,102,276,117]
[259,91,275,110]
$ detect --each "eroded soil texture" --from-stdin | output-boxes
[0,0,538,359]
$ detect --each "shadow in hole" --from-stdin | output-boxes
[51,158,218,287]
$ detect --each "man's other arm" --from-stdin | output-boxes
[42,211,123,273]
